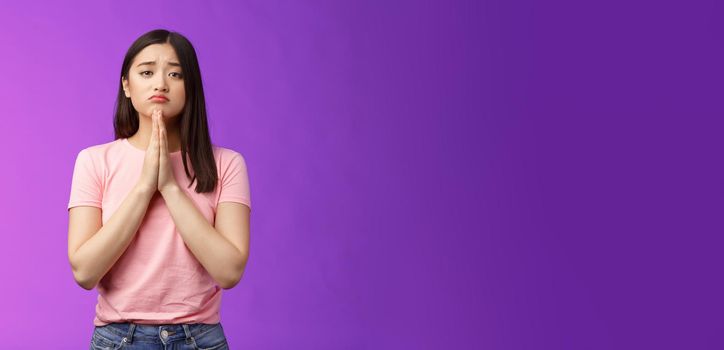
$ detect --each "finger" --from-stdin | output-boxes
[161,127,167,155]
[157,110,165,150]
[158,116,163,144]
[159,120,166,146]
[155,111,161,137]
[150,113,157,146]
[151,113,158,145]
[153,114,161,152]
[155,116,161,149]
[157,110,163,130]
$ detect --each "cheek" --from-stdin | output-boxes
[174,91,186,108]
[128,79,145,100]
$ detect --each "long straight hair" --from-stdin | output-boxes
[114,29,217,193]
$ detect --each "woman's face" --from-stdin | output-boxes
[122,43,186,121]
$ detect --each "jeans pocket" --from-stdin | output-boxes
[192,323,229,350]
[91,328,125,350]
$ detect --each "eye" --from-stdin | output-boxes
[139,71,182,79]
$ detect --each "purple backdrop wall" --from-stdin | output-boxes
[0,0,720,349]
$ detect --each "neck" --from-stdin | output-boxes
[127,114,182,152]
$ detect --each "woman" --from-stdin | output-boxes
[67,29,251,350]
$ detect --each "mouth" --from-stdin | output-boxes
[150,96,169,102]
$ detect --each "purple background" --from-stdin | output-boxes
[0,0,720,349]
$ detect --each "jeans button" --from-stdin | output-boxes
[161,330,169,338]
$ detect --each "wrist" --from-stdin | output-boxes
[159,183,181,197]
[134,183,157,198]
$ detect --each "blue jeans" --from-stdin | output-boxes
[90,322,229,350]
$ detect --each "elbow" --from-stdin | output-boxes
[73,272,97,290]
[70,263,97,291]
[78,280,96,291]
[219,255,247,290]
[219,275,241,290]
[219,267,244,290]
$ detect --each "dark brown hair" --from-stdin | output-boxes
[113,29,217,193]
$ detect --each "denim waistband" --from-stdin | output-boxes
[95,322,220,345]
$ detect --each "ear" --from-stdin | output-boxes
[121,77,130,98]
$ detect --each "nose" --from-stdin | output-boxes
[154,76,169,92]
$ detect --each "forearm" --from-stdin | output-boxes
[72,184,154,289]
[160,185,245,289]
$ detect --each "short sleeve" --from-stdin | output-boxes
[67,149,103,210]
[218,151,252,210]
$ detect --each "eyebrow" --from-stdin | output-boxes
[136,61,181,68]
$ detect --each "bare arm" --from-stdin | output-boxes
[160,185,249,289]
[68,184,155,290]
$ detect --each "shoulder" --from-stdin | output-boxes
[212,144,248,164]
[211,145,250,181]
[75,139,122,158]
[73,139,123,166]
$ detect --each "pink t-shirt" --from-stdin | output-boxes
[67,138,251,326]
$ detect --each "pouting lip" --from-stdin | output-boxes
[149,95,169,101]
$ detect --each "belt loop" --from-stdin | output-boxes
[124,323,136,344]
[182,324,194,345]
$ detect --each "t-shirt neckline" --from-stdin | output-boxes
[121,138,183,156]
